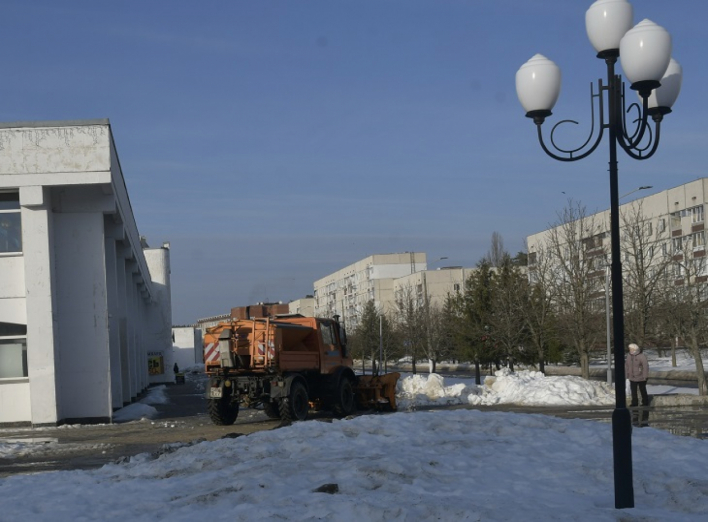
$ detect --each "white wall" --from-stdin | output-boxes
[145,246,174,384]
[0,120,173,425]
[0,381,30,423]
[21,187,59,425]
[172,327,201,370]
[53,212,111,421]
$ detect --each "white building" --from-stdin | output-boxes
[393,266,472,310]
[288,296,315,317]
[171,326,203,370]
[313,253,475,328]
[0,119,172,426]
[314,253,427,328]
[526,178,708,291]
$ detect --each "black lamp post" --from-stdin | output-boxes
[515,0,682,510]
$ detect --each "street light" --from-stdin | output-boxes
[620,185,653,199]
[515,0,682,510]
[428,256,449,270]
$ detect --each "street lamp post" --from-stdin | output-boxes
[515,0,682,510]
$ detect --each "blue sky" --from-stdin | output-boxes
[3,1,706,325]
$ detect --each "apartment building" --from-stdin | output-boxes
[289,296,315,317]
[313,252,427,329]
[313,253,477,329]
[526,178,708,287]
[393,267,471,310]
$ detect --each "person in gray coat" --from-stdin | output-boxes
[626,343,649,407]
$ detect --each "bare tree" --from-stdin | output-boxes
[394,284,426,374]
[621,201,673,349]
[547,200,606,379]
[661,249,708,395]
[483,231,506,267]
[420,303,453,373]
[522,242,558,374]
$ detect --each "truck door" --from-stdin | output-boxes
[319,320,342,372]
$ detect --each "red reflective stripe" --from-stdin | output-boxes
[204,342,220,362]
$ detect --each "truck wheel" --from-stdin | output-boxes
[332,377,355,418]
[262,401,281,419]
[208,397,239,425]
[279,381,309,422]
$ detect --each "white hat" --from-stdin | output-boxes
[628,343,640,354]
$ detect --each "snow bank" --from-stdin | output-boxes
[396,369,615,409]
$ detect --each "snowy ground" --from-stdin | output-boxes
[1,364,707,520]
[1,405,707,520]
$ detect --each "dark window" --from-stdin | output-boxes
[0,322,27,337]
[0,193,22,253]
[0,193,20,211]
[320,322,335,345]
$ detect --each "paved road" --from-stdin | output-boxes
[0,373,283,477]
[1,371,706,478]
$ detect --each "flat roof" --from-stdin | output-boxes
[0,118,110,129]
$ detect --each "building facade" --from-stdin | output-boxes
[393,267,471,310]
[313,253,427,329]
[171,326,203,370]
[0,120,172,426]
[526,178,708,302]
[288,296,315,317]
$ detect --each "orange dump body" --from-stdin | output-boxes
[204,316,352,376]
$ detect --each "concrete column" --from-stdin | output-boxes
[125,259,138,401]
[104,218,123,412]
[115,246,130,405]
[20,186,60,425]
[52,212,111,422]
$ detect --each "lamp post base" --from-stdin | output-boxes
[612,406,635,509]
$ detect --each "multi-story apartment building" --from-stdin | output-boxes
[313,252,427,329]
[526,178,708,300]
[393,267,472,310]
[289,296,315,317]
[313,253,476,329]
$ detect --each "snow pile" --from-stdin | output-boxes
[1,410,707,521]
[396,369,615,409]
[478,368,615,406]
[112,386,170,422]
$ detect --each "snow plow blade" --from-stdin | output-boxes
[355,372,400,412]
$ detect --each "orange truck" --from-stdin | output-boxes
[203,314,399,424]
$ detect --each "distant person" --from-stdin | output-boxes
[626,343,649,407]
[173,363,180,374]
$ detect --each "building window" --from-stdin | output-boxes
[658,218,666,233]
[670,212,681,230]
[693,231,705,249]
[453,283,461,292]
[0,192,22,254]
[673,237,683,253]
[692,205,704,224]
[0,322,28,379]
